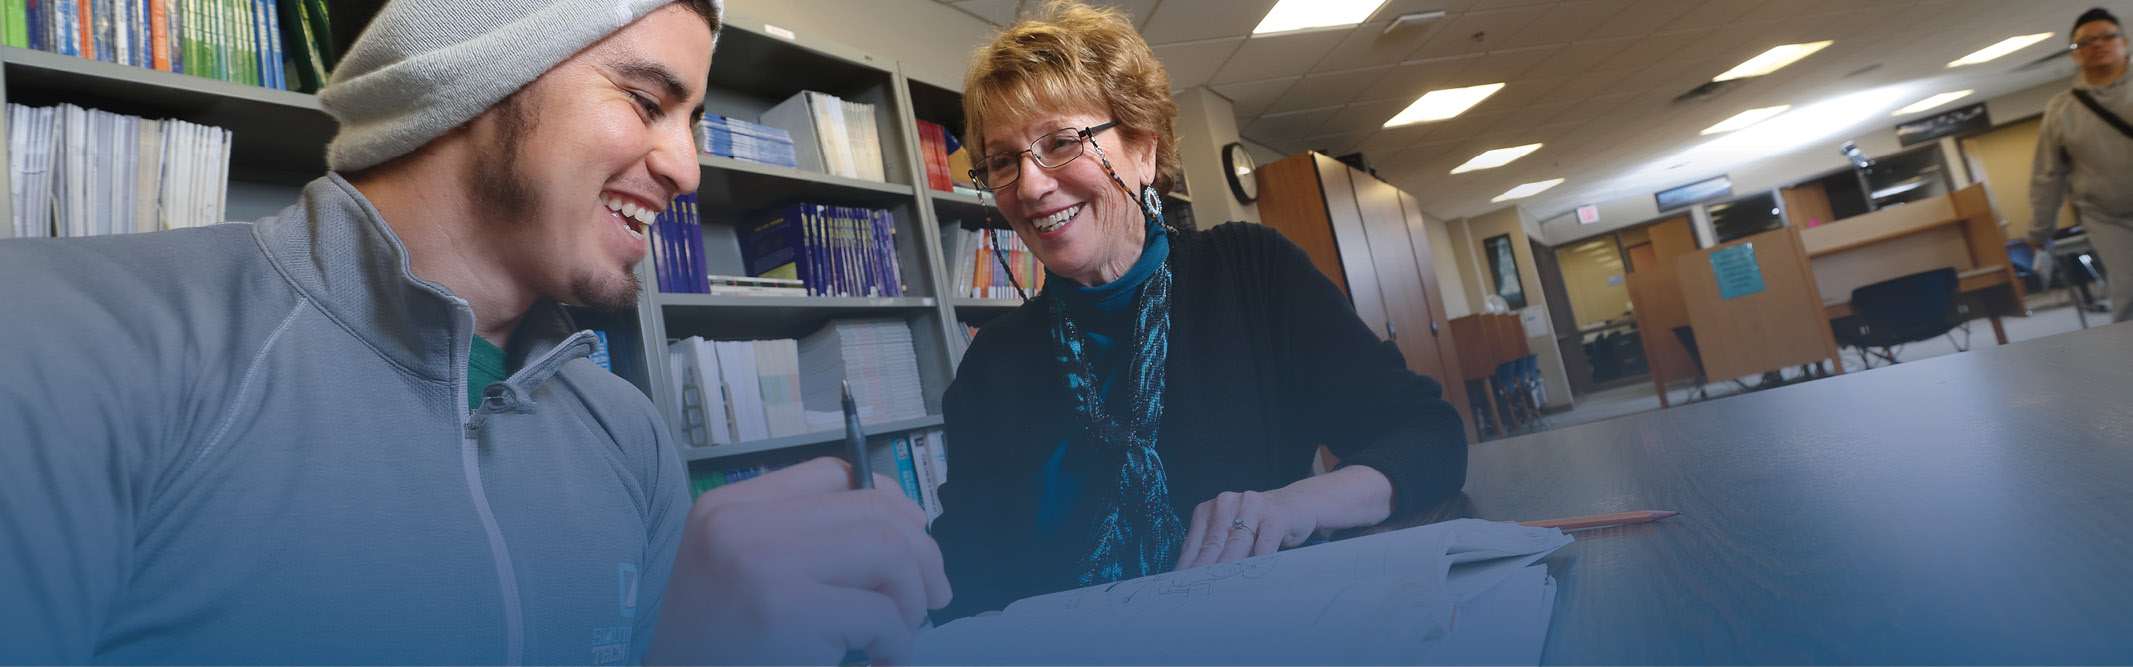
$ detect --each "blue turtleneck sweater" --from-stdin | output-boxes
[1034,222,1170,539]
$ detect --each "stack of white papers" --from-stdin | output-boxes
[915,518,1573,666]
[799,318,926,424]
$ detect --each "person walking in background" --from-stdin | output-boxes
[2030,7,2133,323]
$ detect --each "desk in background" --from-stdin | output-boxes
[1441,323,2133,663]
[1801,184,2026,343]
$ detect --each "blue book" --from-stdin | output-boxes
[737,204,812,289]
[263,0,281,89]
[891,437,922,506]
[652,205,674,293]
[685,195,707,293]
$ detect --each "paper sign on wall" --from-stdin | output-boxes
[1709,243,1765,300]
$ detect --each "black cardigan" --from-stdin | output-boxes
[932,222,1468,620]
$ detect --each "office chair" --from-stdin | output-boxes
[1830,268,1962,368]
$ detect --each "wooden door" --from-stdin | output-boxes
[1311,156,1391,340]
[1395,190,1476,443]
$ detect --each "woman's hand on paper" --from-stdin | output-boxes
[646,457,951,667]
[1174,465,1397,570]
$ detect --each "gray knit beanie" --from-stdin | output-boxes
[319,0,722,172]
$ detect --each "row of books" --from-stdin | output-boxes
[913,118,979,196]
[736,203,906,298]
[883,428,949,520]
[648,192,709,294]
[2,0,338,92]
[685,427,948,520]
[950,226,1046,299]
[666,318,927,447]
[698,114,797,169]
[759,90,885,182]
[687,459,799,498]
[668,336,807,446]
[8,103,230,238]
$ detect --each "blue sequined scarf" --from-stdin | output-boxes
[1048,187,1184,587]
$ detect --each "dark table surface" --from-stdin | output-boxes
[1445,322,2133,664]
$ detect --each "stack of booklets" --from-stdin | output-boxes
[798,318,927,425]
[8,103,231,238]
[698,114,797,168]
[880,428,948,520]
[950,226,1046,299]
[757,90,885,182]
[738,203,905,298]
[667,335,810,446]
[3,0,339,92]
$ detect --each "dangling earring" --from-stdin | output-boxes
[1139,184,1173,233]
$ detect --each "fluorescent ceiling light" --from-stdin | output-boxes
[1948,33,2054,67]
[1892,90,1974,116]
[1253,0,1389,35]
[1492,178,1565,202]
[1713,41,1833,81]
[1701,105,1792,135]
[1450,143,1543,174]
[1384,83,1506,127]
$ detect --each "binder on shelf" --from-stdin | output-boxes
[8,102,231,238]
[737,203,903,298]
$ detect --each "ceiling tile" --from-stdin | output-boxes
[1583,0,1703,39]
[1298,130,1379,156]
[1587,29,1702,71]
[1153,38,1246,89]
[1140,0,1279,44]
[1265,66,1396,115]
[1212,76,1303,119]
[1317,18,1448,71]
[1356,58,1477,102]
[1656,0,1761,32]
[1320,98,1418,136]
[1499,0,1636,49]
[1404,6,1556,61]
[950,0,1023,26]
[1542,67,1636,101]
[1212,30,1353,83]
[1244,106,1342,145]
[1453,46,1562,85]
[1090,0,1161,29]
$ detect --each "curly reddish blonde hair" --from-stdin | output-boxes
[962,0,1179,195]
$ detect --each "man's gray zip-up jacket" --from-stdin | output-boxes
[0,174,690,665]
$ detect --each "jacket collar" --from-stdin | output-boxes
[255,174,581,382]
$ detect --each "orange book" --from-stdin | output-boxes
[150,0,171,71]
[77,0,92,59]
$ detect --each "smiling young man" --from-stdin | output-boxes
[0,0,946,664]
[2029,7,2133,323]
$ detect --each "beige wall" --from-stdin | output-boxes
[1448,208,1573,408]
[1555,238,1630,328]
[1962,117,2077,239]
[1425,216,1470,318]
[1175,87,1260,225]
[727,0,996,90]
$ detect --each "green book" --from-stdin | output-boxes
[2,0,25,48]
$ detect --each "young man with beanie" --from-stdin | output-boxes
[2029,7,2133,323]
[0,0,947,664]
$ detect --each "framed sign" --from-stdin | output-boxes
[1483,233,1528,310]
[1655,175,1732,212]
[1895,103,1990,147]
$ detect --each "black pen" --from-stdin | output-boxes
[843,380,872,490]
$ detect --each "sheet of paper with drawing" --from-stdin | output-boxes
[915,519,1574,665]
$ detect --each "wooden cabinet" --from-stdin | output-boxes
[1255,152,1476,443]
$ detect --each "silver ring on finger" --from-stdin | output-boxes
[1230,518,1255,535]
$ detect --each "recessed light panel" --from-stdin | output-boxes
[1384,83,1506,127]
[1892,90,1975,116]
[1492,178,1565,203]
[1701,106,1792,135]
[1948,33,2054,67]
[1450,143,1543,174]
[1254,0,1389,35]
[1713,41,1833,81]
